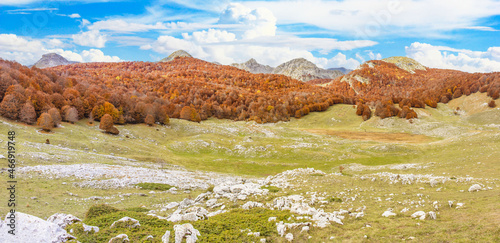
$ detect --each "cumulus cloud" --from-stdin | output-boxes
[218,3,277,39]
[242,0,500,37]
[72,30,107,48]
[0,34,121,65]
[406,42,500,73]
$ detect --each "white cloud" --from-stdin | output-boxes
[242,0,500,37]
[184,29,236,44]
[72,30,107,48]
[68,13,81,18]
[367,51,382,60]
[0,34,121,65]
[218,3,277,39]
[406,42,500,73]
[88,19,168,32]
[81,49,121,62]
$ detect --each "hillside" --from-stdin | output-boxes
[159,50,192,62]
[0,91,499,242]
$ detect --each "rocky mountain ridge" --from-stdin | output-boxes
[230,58,273,74]
[159,50,193,62]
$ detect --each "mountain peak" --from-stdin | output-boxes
[273,58,343,82]
[231,58,274,74]
[159,50,193,62]
[33,53,76,69]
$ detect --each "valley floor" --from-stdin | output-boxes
[0,93,499,242]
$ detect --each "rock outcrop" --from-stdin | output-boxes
[231,58,274,74]
[272,58,343,82]
[0,212,75,242]
[160,50,193,62]
[174,223,200,243]
[33,53,77,69]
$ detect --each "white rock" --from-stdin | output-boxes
[268,217,277,222]
[110,217,140,229]
[205,199,218,208]
[448,201,454,208]
[382,210,396,217]
[277,223,286,237]
[174,223,200,243]
[301,226,310,232]
[400,208,409,213]
[468,184,482,192]
[0,212,75,243]
[47,213,82,229]
[242,201,264,210]
[109,233,129,243]
[260,239,266,243]
[456,203,464,209]
[83,223,99,233]
[165,202,180,210]
[411,211,426,220]
[285,233,294,242]
[162,230,170,243]
[428,211,436,220]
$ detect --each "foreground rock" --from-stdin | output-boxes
[174,223,200,243]
[110,217,140,229]
[0,212,75,242]
[109,233,129,243]
[47,213,82,228]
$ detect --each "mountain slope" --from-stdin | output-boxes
[382,56,426,73]
[328,67,352,74]
[33,53,76,68]
[231,58,273,74]
[273,58,343,82]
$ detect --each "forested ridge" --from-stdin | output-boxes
[0,57,498,131]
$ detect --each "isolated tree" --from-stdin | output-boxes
[145,114,155,126]
[65,107,79,124]
[488,100,496,108]
[48,108,62,127]
[19,102,37,124]
[99,114,119,135]
[180,106,201,122]
[37,113,54,132]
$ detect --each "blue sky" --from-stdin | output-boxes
[0,0,499,72]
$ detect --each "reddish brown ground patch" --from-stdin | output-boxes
[304,129,432,143]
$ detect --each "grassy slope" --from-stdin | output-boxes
[0,92,498,242]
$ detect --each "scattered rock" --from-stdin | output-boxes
[108,234,129,243]
[382,209,396,217]
[174,223,200,243]
[241,201,264,210]
[301,226,310,232]
[162,230,171,243]
[205,199,218,208]
[82,223,99,233]
[285,233,294,242]
[47,213,82,229]
[428,211,437,220]
[411,211,426,220]
[110,217,140,229]
[468,184,482,192]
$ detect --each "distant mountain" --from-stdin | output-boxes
[272,58,343,82]
[33,53,77,69]
[159,50,192,62]
[231,58,274,74]
[328,67,352,75]
[382,56,426,74]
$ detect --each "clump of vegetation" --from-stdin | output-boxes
[206,185,215,193]
[261,185,280,193]
[99,114,119,135]
[135,182,173,191]
[326,196,343,203]
[85,204,120,219]
[125,207,150,213]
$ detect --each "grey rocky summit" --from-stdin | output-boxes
[231,58,274,74]
[160,50,193,62]
[272,58,343,82]
[33,53,77,69]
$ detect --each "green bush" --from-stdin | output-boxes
[135,183,173,191]
[85,204,120,219]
